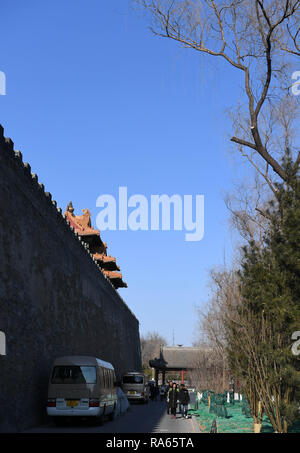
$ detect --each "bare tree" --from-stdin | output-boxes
[189,348,229,393]
[195,267,266,427]
[140,331,167,369]
[134,0,300,187]
[197,262,299,433]
[275,8,300,55]
[225,173,272,247]
[193,268,239,393]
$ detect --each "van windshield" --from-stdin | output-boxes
[122,375,144,384]
[51,366,97,384]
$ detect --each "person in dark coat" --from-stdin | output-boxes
[178,384,190,418]
[149,383,155,401]
[166,381,173,414]
[169,383,178,419]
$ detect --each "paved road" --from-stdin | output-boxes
[23,400,201,434]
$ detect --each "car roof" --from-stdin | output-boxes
[52,355,114,370]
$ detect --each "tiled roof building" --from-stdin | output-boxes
[64,202,127,289]
[149,346,205,386]
[149,346,203,371]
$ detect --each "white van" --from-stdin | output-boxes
[121,371,149,403]
[46,356,117,424]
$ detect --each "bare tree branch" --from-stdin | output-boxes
[135,0,300,186]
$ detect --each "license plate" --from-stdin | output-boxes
[130,391,135,394]
[67,400,79,407]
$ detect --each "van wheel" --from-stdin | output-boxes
[97,404,106,426]
[108,404,116,421]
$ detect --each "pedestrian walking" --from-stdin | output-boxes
[169,383,179,419]
[178,383,190,419]
[166,381,173,414]
[149,383,155,401]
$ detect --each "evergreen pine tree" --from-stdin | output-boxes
[230,152,300,432]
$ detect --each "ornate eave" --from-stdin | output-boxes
[102,270,128,289]
[64,202,127,289]
[93,253,120,271]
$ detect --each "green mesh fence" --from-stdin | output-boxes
[209,392,228,418]
[188,392,300,433]
[188,400,263,433]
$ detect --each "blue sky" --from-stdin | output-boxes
[0,0,250,346]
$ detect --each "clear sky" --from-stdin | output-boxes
[0,0,251,346]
